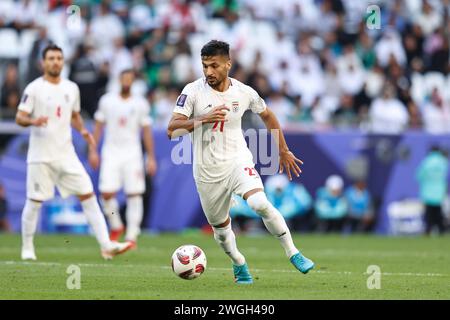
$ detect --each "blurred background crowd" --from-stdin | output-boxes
[1,0,450,134]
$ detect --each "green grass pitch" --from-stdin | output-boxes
[0,232,449,299]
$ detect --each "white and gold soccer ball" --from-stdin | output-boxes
[171,245,207,280]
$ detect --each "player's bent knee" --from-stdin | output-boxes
[246,192,271,216]
[101,193,116,201]
[78,192,95,202]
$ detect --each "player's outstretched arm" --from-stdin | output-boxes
[258,108,303,181]
[167,105,229,139]
[15,110,48,127]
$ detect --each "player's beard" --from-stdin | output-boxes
[121,86,131,96]
[47,68,61,78]
[207,77,221,89]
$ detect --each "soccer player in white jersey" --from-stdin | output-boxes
[15,44,133,261]
[167,40,314,284]
[88,69,157,248]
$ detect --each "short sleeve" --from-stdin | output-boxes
[94,95,107,122]
[173,84,195,118]
[140,98,152,127]
[248,86,267,114]
[72,84,81,112]
[18,83,35,114]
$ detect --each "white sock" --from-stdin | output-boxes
[247,192,299,258]
[125,195,143,242]
[213,223,246,266]
[101,197,123,230]
[21,199,42,250]
[81,196,112,250]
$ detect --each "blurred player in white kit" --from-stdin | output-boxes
[89,69,157,248]
[16,44,133,260]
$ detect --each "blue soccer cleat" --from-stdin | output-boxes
[233,263,253,284]
[290,252,315,274]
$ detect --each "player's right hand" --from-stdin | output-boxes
[88,150,100,170]
[201,105,230,123]
[32,116,48,127]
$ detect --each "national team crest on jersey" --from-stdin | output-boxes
[232,101,239,113]
[176,94,187,107]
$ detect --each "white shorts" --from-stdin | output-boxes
[27,157,94,201]
[99,155,145,195]
[196,162,264,226]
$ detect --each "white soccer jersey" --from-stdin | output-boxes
[18,77,81,163]
[173,77,267,183]
[95,92,151,159]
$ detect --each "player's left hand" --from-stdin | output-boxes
[146,156,157,177]
[279,150,303,181]
[81,129,96,149]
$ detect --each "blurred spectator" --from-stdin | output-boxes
[355,31,376,70]
[152,87,180,128]
[424,27,449,73]
[286,95,313,128]
[416,146,449,235]
[11,0,41,31]
[375,29,407,68]
[211,0,239,18]
[0,183,10,232]
[266,90,294,127]
[0,0,14,28]
[69,42,104,118]
[90,0,125,56]
[344,180,374,233]
[26,25,52,83]
[315,175,347,233]
[1,63,20,118]
[403,29,424,69]
[413,0,442,36]
[421,88,450,134]
[129,0,162,48]
[369,83,409,134]
[332,94,358,129]
[336,44,366,96]
[265,175,313,232]
[161,0,205,34]
[289,39,324,106]
[105,37,134,91]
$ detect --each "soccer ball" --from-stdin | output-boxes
[171,245,207,280]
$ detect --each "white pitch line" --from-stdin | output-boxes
[0,261,447,278]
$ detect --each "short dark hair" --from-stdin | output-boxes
[42,44,63,59]
[201,40,230,58]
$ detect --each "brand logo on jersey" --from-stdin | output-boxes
[22,94,28,103]
[232,101,239,113]
[176,94,187,107]
[64,94,69,103]
[203,104,212,110]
